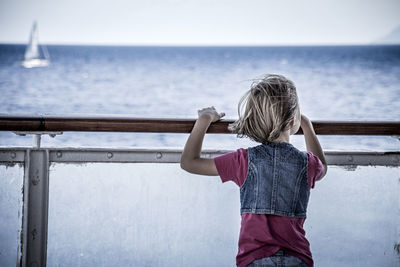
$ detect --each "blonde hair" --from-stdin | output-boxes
[229,74,299,143]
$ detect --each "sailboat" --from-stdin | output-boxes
[21,21,50,68]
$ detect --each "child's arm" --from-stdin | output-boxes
[301,114,328,178]
[180,107,225,175]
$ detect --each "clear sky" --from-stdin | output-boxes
[1,0,399,46]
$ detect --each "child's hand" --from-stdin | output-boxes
[198,106,225,123]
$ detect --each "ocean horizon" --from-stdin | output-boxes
[0,44,399,150]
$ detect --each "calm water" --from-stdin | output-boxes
[0,44,399,150]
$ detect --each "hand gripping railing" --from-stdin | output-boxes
[0,114,399,267]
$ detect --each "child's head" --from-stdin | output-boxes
[229,74,300,143]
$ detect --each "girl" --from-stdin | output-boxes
[180,74,327,267]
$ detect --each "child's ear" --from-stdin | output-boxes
[288,114,300,135]
[289,116,295,127]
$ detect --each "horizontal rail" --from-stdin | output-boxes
[0,148,399,166]
[0,115,399,135]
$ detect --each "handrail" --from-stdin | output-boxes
[0,114,399,135]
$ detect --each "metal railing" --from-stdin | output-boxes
[0,115,399,267]
[1,114,400,135]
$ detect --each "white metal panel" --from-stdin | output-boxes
[0,148,399,166]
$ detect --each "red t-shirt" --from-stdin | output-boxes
[214,148,324,267]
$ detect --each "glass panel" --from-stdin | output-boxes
[0,164,24,267]
[47,163,240,266]
[47,163,400,267]
[307,166,400,267]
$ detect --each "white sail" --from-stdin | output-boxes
[24,22,40,60]
[22,21,49,68]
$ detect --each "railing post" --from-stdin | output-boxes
[21,149,49,267]
[33,134,41,148]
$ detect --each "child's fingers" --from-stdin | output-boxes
[197,107,224,119]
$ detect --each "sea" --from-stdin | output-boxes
[0,44,399,150]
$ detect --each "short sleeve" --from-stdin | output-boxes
[213,148,248,187]
[307,152,324,189]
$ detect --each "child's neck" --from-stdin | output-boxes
[274,130,290,143]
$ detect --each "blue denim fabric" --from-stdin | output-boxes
[240,142,309,217]
[247,250,310,267]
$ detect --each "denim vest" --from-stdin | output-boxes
[240,142,309,218]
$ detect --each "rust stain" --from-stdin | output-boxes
[2,162,17,168]
[19,180,25,267]
[394,242,400,258]
[31,169,40,185]
[31,229,37,241]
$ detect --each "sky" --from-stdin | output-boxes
[0,0,399,46]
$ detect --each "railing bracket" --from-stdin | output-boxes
[12,132,63,148]
[391,135,400,142]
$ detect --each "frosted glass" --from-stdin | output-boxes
[47,163,400,267]
[0,164,24,267]
[47,163,240,267]
[307,166,400,267]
